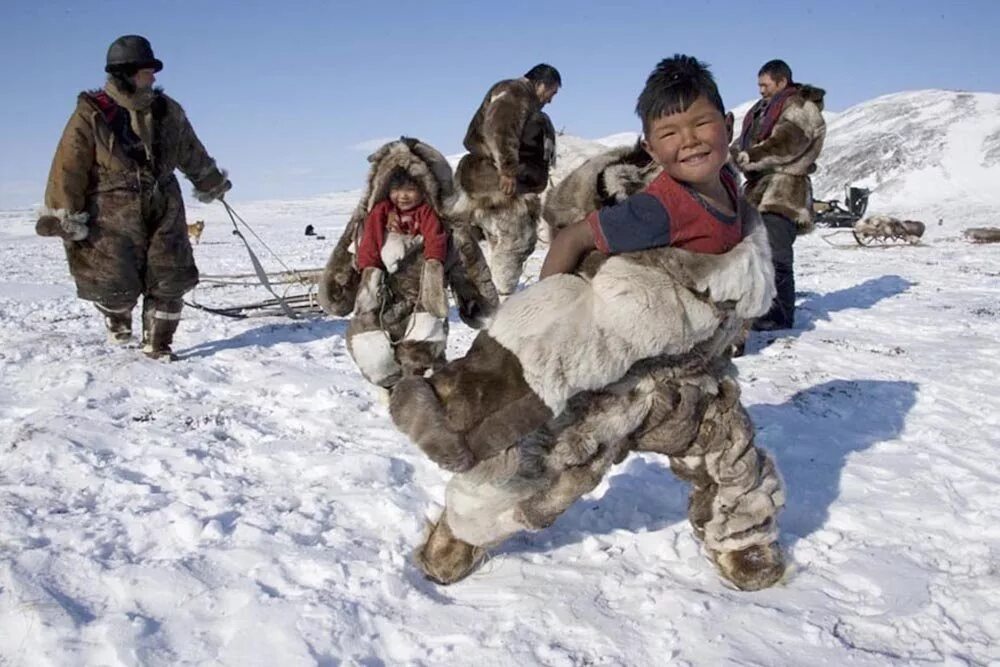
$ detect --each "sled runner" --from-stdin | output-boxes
[183,201,325,319]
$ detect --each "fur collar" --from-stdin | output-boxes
[797,84,825,108]
[102,78,159,111]
[98,79,164,166]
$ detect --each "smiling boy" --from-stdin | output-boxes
[540,55,742,278]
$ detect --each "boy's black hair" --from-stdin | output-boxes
[635,54,725,132]
[386,168,421,192]
[758,59,793,85]
[524,63,562,88]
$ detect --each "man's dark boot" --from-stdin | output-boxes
[95,303,133,344]
[141,297,182,361]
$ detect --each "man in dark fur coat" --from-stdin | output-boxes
[732,59,825,331]
[453,64,561,296]
[37,35,231,360]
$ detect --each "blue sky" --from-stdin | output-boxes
[1,0,998,208]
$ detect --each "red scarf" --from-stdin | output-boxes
[739,85,799,150]
[89,90,120,124]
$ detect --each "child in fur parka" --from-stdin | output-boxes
[317,138,499,389]
[390,56,787,592]
[350,168,450,386]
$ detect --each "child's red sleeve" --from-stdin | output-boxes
[356,201,390,270]
[419,205,449,263]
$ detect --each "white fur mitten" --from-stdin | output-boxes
[380,232,422,273]
[192,170,232,203]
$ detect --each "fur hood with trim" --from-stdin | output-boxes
[361,139,455,215]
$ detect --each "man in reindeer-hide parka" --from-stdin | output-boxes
[452,64,560,296]
[37,35,231,359]
[732,59,825,331]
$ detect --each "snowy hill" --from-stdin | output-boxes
[812,90,1000,226]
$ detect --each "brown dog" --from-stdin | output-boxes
[187,219,205,244]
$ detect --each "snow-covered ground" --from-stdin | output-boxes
[2,187,998,665]
[4,90,1000,663]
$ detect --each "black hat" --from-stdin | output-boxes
[105,35,163,73]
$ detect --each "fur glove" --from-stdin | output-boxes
[193,170,232,203]
[36,210,89,241]
[353,266,385,315]
[419,259,449,319]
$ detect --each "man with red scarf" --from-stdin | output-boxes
[36,35,230,360]
[732,60,826,331]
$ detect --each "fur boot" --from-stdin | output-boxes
[141,297,181,361]
[710,542,786,591]
[415,514,486,585]
[95,303,133,344]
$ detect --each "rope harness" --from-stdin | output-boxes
[183,199,321,319]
